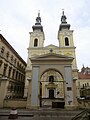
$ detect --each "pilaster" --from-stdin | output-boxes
[64,66,74,108]
[0,77,9,107]
[30,66,40,108]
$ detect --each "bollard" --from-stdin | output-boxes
[8,108,18,119]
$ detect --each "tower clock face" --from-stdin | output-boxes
[34,32,38,37]
[64,32,70,36]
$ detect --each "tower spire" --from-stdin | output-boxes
[59,10,70,31]
[32,10,43,32]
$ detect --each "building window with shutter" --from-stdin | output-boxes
[1,46,5,57]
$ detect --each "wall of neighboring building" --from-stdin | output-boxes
[3,99,27,108]
[77,66,90,98]
[76,66,90,108]
[0,34,26,107]
[77,78,90,98]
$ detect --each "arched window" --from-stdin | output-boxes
[34,38,38,47]
[65,37,69,46]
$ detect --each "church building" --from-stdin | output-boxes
[24,11,78,109]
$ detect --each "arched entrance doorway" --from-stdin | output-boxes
[40,69,65,108]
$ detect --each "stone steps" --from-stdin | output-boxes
[0,108,82,120]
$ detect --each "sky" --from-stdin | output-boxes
[0,0,90,70]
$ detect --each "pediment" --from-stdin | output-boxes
[45,44,58,49]
[30,52,73,61]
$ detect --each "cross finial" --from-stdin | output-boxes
[62,9,64,15]
[38,10,40,17]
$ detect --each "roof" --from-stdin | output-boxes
[78,72,90,79]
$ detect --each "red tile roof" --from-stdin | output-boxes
[78,72,90,79]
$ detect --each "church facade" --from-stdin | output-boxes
[24,11,78,109]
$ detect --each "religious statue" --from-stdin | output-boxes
[61,10,67,23]
[36,10,41,24]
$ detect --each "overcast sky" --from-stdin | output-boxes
[0,0,90,70]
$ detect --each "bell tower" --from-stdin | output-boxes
[29,11,45,48]
[58,10,74,48]
[57,11,78,108]
[58,10,77,70]
[24,11,45,99]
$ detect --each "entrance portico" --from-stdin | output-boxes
[27,52,77,109]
